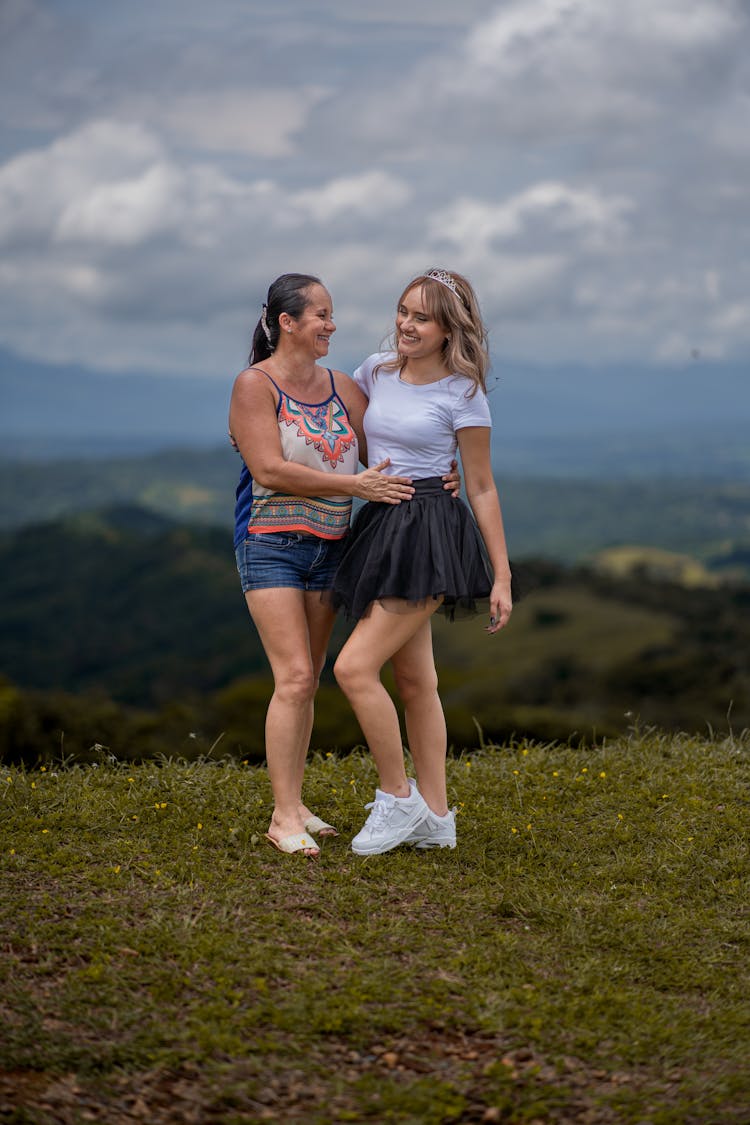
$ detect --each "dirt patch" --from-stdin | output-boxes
[2,1026,732,1124]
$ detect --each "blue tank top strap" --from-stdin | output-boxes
[249,365,282,406]
[250,366,337,406]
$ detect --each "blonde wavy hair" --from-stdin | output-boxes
[376,269,490,395]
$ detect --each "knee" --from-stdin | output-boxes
[274,665,317,706]
[393,665,438,704]
[333,652,352,692]
[334,651,367,697]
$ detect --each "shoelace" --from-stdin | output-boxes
[363,798,392,831]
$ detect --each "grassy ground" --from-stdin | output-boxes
[1,729,748,1124]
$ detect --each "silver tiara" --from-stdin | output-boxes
[422,269,460,298]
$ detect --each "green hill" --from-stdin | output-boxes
[2,450,750,575]
[1,508,748,764]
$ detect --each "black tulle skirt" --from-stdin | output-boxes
[328,477,493,621]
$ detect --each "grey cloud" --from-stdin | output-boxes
[0,0,749,376]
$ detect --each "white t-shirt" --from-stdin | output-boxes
[353,352,492,477]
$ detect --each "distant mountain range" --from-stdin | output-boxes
[1,448,749,576]
[2,344,749,478]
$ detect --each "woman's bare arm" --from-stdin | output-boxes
[457,426,512,633]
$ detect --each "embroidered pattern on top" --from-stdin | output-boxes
[250,494,352,539]
[278,393,356,467]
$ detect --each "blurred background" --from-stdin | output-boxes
[1,0,749,762]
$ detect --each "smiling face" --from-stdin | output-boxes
[396,284,448,363]
[292,283,335,356]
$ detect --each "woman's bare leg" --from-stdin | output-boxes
[296,590,339,830]
[333,599,441,796]
[390,619,449,815]
[245,588,337,851]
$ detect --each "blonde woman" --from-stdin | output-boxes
[330,269,513,855]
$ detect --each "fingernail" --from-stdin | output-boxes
[490,617,497,626]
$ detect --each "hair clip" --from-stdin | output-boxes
[260,303,272,343]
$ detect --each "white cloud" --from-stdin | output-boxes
[466,0,737,66]
[0,120,163,245]
[0,0,748,378]
[291,171,412,223]
[353,0,745,162]
[55,163,183,246]
[712,302,750,337]
[152,87,330,157]
[429,182,633,253]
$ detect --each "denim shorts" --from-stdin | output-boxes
[235,532,347,593]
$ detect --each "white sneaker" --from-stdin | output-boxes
[351,780,429,856]
[406,807,457,849]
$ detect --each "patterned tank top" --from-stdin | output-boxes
[233,368,359,546]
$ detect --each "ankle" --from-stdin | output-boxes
[270,809,304,832]
[382,783,411,799]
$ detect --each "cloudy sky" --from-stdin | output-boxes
[1,0,749,382]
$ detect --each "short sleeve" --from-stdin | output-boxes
[352,361,370,398]
[451,380,492,430]
[352,353,383,400]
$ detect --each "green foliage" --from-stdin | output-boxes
[0,508,265,706]
[503,477,750,568]
[431,560,750,743]
[0,447,238,530]
[3,450,750,574]
[2,511,750,766]
[1,734,748,1122]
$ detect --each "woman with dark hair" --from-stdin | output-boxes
[330,269,512,855]
[229,273,457,857]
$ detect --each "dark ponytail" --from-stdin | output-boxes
[249,272,322,363]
